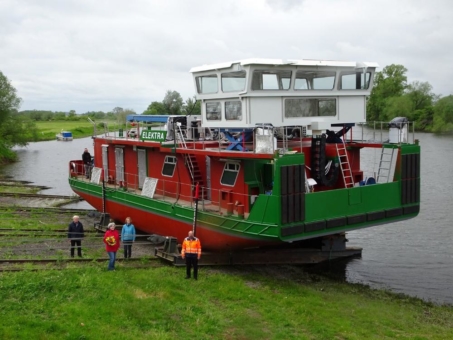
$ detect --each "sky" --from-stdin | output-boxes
[1,0,452,113]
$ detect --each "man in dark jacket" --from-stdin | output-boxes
[82,148,92,179]
[68,215,85,257]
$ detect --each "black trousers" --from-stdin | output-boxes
[185,255,199,279]
[123,242,133,258]
[70,240,82,257]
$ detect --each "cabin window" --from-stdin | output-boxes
[285,98,336,117]
[220,162,240,186]
[251,70,292,90]
[162,156,177,177]
[221,71,246,92]
[294,71,336,90]
[206,102,221,121]
[225,101,242,121]
[340,72,371,89]
[196,75,218,94]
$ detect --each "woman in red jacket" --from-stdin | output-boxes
[103,221,120,271]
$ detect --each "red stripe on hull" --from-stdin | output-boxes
[74,190,279,250]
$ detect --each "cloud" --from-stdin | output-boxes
[1,0,453,112]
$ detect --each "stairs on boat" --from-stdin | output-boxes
[377,147,396,183]
[176,126,205,199]
[335,141,354,188]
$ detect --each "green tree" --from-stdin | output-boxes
[182,96,201,115]
[405,81,437,111]
[0,71,22,125]
[367,64,408,121]
[116,108,135,126]
[163,90,183,115]
[143,101,166,115]
[0,71,38,162]
[432,95,453,133]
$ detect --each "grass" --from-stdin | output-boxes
[0,207,452,338]
[0,208,89,231]
[0,184,42,194]
[0,265,452,339]
[35,120,123,141]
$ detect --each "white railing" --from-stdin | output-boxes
[354,121,416,144]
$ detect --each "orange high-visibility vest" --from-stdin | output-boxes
[182,237,201,257]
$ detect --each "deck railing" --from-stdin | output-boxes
[352,121,416,144]
[70,163,264,216]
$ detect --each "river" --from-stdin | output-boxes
[1,133,452,305]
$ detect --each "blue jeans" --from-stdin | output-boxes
[107,251,117,270]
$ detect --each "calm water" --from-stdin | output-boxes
[1,137,95,209]
[345,132,453,305]
[1,134,452,304]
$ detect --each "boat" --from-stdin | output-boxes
[56,130,73,141]
[68,59,420,252]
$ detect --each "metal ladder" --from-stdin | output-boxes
[377,147,395,183]
[176,124,196,185]
[335,141,354,188]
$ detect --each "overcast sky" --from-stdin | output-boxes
[1,0,452,113]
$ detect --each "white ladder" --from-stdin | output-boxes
[377,147,395,183]
[176,124,196,183]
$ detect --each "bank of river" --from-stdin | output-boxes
[1,133,452,305]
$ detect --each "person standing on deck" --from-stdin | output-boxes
[121,217,136,258]
[104,221,120,271]
[181,231,202,280]
[82,148,92,179]
[68,215,84,258]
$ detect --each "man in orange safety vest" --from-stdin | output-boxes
[181,231,202,280]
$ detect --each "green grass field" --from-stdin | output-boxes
[35,120,122,141]
[0,265,452,340]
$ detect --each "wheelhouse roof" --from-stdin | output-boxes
[189,58,379,73]
[127,115,171,123]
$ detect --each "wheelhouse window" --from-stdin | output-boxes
[162,156,177,177]
[285,98,336,117]
[221,71,246,92]
[294,71,336,90]
[220,162,240,186]
[196,75,218,94]
[225,101,242,121]
[206,102,221,121]
[340,72,371,89]
[251,70,292,90]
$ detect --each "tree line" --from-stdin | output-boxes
[15,90,201,122]
[366,64,453,133]
[1,65,452,162]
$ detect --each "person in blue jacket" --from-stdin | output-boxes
[121,217,136,258]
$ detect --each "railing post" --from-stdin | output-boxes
[380,122,383,142]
